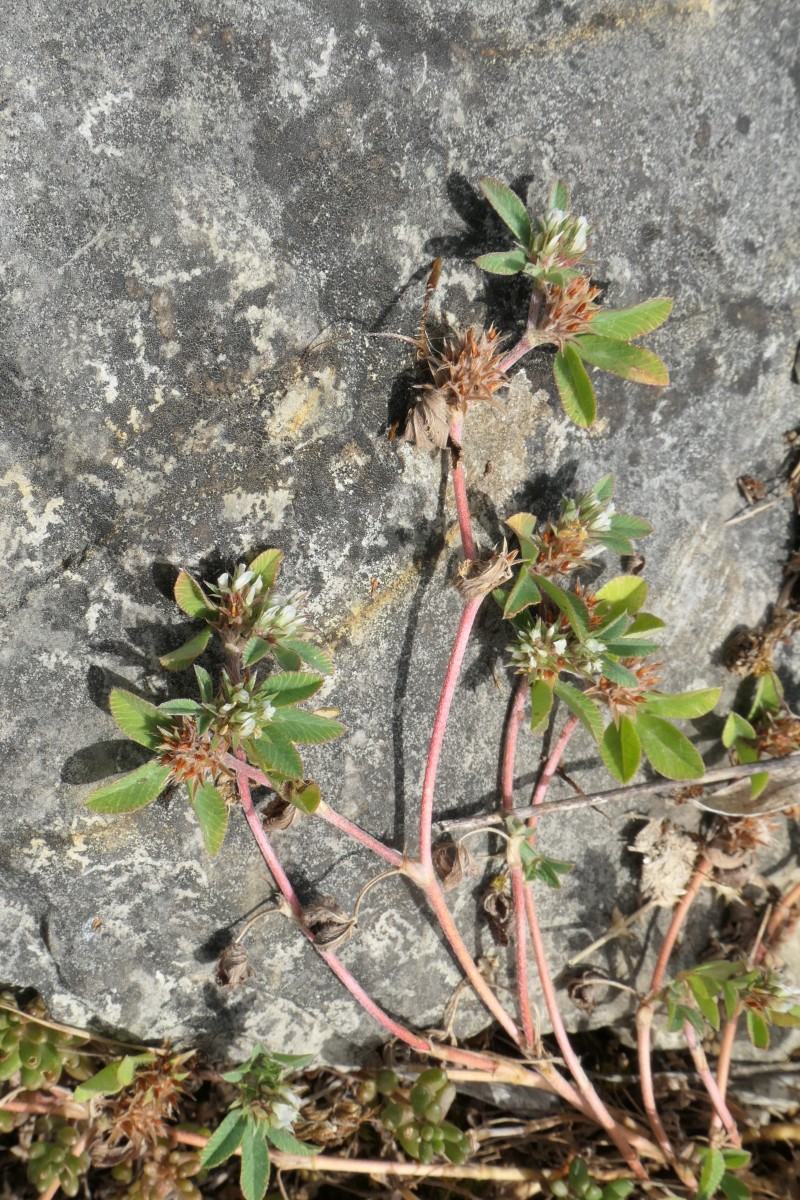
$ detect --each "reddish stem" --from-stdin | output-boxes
[522,883,646,1178]
[498,338,534,374]
[502,679,535,1046]
[683,1020,740,1143]
[316,802,403,867]
[418,596,482,867]
[530,715,580,816]
[651,855,712,996]
[449,420,475,560]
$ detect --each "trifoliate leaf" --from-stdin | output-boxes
[588,298,673,341]
[174,571,217,619]
[635,713,704,780]
[553,345,596,427]
[159,626,212,670]
[479,177,532,246]
[279,638,333,676]
[109,688,167,748]
[191,782,229,857]
[85,762,172,813]
[573,335,669,386]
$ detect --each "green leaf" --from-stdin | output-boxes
[595,529,636,555]
[722,711,757,748]
[698,1147,725,1200]
[573,335,669,386]
[74,1053,154,1101]
[627,612,665,635]
[240,1120,271,1200]
[272,644,302,671]
[635,713,704,780]
[602,1182,635,1200]
[85,762,172,814]
[242,637,272,667]
[721,1151,751,1171]
[191,782,229,857]
[246,729,303,780]
[608,512,653,539]
[109,688,167,749]
[589,298,673,341]
[600,716,641,784]
[159,626,212,671]
[603,638,659,657]
[260,672,324,707]
[283,780,322,814]
[479,177,532,246]
[719,1175,751,1200]
[506,511,538,542]
[475,250,527,274]
[749,671,783,717]
[691,990,721,1032]
[535,574,590,638]
[595,575,648,615]
[174,570,217,619]
[195,664,213,702]
[596,658,640,687]
[279,638,333,676]
[548,180,570,211]
[265,1126,320,1155]
[248,548,283,590]
[553,680,604,743]
[745,1008,770,1049]
[271,707,345,744]
[200,1109,247,1169]
[553,345,596,427]
[530,678,554,732]
[503,571,541,618]
[641,688,722,719]
[158,699,202,715]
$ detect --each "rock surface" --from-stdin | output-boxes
[1,0,798,1064]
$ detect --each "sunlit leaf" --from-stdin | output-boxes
[530,678,554,732]
[191,782,229,857]
[548,180,570,210]
[174,571,217,619]
[589,298,673,341]
[271,707,345,744]
[698,1147,725,1200]
[109,688,166,748]
[246,729,303,780]
[85,762,172,814]
[261,672,324,707]
[279,638,333,676]
[553,345,596,427]
[600,716,641,784]
[595,575,648,615]
[722,711,757,748]
[240,1119,270,1200]
[503,570,541,618]
[74,1053,154,1101]
[553,680,604,743]
[641,688,722,719]
[475,250,527,274]
[636,714,704,780]
[535,574,590,638]
[745,1008,770,1049]
[573,335,669,386]
[248,548,283,590]
[479,177,532,246]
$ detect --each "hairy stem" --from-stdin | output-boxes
[683,1019,740,1143]
[502,679,535,1047]
[449,419,475,561]
[530,714,580,815]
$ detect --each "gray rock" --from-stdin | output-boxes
[1,0,798,1066]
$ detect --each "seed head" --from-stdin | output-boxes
[403,325,508,449]
[540,276,602,349]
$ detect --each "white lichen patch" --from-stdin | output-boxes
[221,486,293,528]
[86,360,119,405]
[78,89,134,158]
[266,366,348,441]
[1,467,64,553]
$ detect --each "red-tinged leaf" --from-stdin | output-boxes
[573,335,669,386]
[475,250,527,274]
[503,570,541,618]
[85,762,172,813]
[553,345,596,427]
[247,548,283,590]
[160,626,212,671]
[109,688,166,748]
[600,716,641,784]
[174,571,217,619]
[479,177,532,246]
[589,298,673,341]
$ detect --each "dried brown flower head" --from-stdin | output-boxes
[215,942,254,991]
[540,276,602,349]
[260,794,302,830]
[588,658,662,719]
[453,541,518,600]
[304,897,357,953]
[630,819,699,906]
[156,718,226,787]
[432,840,478,892]
[756,713,800,758]
[482,872,512,946]
[98,1055,193,1165]
[403,325,508,449]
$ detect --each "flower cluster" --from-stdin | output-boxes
[510,615,606,683]
[403,324,508,450]
[529,206,589,267]
[210,672,277,744]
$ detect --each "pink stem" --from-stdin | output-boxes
[502,679,535,1047]
[418,596,482,866]
[224,755,402,867]
[498,338,534,374]
[523,884,645,1178]
[530,715,580,815]
[683,1020,740,1143]
[317,802,403,867]
[448,420,475,561]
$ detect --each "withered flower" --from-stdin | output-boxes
[454,540,518,600]
[156,717,229,788]
[260,794,301,831]
[482,872,512,947]
[432,840,478,892]
[304,897,357,953]
[403,325,509,450]
[587,658,663,720]
[215,942,254,991]
[539,276,602,349]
